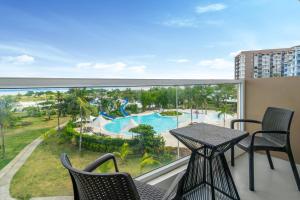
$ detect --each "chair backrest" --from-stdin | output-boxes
[61,153,140,200]
[262,107,294,146]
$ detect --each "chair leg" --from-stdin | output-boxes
[286,146,300,191]
[231,147,235,167]
[266,150,274,170]
[249,149,255,191]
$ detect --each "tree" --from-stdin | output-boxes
[24,106,42,117]
[214,84,237,109]
[140,91,155,110]
[65,88,92,151]
[77,96,91,152]
[191,85,214,115]
[129,124,165,154]
[126,104,139,114]
[200,86,214,114]
[38,99,56,120]
[25,91,34,96]
[165,87,176,108]
[113,143,130,163]
[140,153,161,170]
[0,96,16,158]
[56,91,65,131]
[99,160,114,173]
[99,98,112,113]
[218,103,234,127]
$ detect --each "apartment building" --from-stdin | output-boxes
[235,45,300,79]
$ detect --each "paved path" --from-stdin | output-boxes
[0,137,42,200]
[0,122,68,200]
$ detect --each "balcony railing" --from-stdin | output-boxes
[0,78,244,198]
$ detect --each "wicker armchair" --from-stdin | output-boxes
[230,107,300,191]
[61,153,184,200]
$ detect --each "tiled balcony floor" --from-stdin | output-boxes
[231,153,300,200]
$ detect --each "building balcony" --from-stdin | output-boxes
[0,77,300,200]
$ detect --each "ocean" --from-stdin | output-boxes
[0,88,68,96]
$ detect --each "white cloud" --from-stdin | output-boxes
[204,20,224,26]
[0,54,35,64]
[94,62,126,71]
[0,43,73,64]
[229,50,243,57]
[128,65,146,73]
[198,58,233,70]
[76,62,92,68]
[77,62,127,71]
[161,18,223,28]
[76,62,146,75]
[196,3,227,14]
[169,59,190,63]
[161,18,198,28]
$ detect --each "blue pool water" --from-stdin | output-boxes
[104,113,177,135]
[104,112,225,136]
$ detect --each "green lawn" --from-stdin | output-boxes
[0,116,69,170]
[10,134,177,199]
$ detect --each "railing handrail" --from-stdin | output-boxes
[0,77,242,89]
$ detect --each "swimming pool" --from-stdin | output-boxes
[104,112,226,136]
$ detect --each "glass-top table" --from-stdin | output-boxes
[170,123,248,200]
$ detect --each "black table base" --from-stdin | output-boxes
[181,148,240,200]
[170,123,248,200]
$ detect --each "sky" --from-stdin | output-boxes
[0,0,300,79]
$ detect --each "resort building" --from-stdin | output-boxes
[235,45,300,79]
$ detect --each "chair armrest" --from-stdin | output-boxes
[84,153,119,172]
[162,170,186,200]
[250,130,289,146]
[231,119,261,129]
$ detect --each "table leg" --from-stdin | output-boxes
[181,150,240,200]
[220,153,240,200]
[203,147,207,183]
[209,158,216,200]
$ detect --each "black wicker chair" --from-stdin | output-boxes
[230,107,300,191]
[61,153,185,200]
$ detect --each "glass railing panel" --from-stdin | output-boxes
[0,82,241,199]
[181,84,239,127]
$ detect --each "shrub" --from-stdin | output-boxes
[126,104,139,114]
[129,124,165,155]
[140,153,161,170]
[108,110,122,118]
[160,111,182,116]
[23,106,43,117]
[43,129,57,141]
[59,122,139,153]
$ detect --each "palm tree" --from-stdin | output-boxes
[0,96,15,158]
[99,160,113,173]
[214,84,237,108]
[200,86,214,114]
[0,124,4,158]
[218,103,234,127]
[56,91,64,132]
[65,88,93,151]
[113,143,130,163]
[77,96,91,152]
[140,153,161,171]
